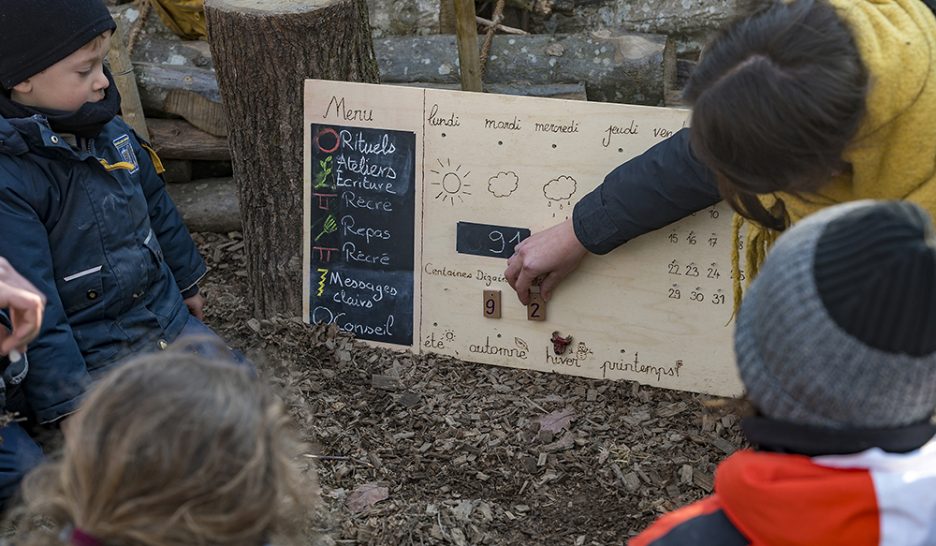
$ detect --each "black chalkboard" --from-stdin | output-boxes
[456,221,530,259]
[308,124,416,345]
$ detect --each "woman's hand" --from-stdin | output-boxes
[504,219,589,305]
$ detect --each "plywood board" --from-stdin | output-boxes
[304,80,743,397]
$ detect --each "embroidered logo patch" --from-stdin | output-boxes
[112,134,139,174]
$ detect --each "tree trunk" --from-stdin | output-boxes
[205,0,380,319]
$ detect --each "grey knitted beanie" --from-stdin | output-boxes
[735,200,936,429]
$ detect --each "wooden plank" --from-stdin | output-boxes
[109,19,150,141]
[303,80,742,397]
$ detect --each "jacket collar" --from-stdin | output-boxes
[742,415,936,456]
[0,114,103,161]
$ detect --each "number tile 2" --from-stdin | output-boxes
[483,290,502,319]
[527,288,546,321]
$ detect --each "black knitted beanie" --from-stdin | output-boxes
[814,201,936,356]
[0,0,116,89]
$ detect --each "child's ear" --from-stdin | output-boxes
[11,79,32,95]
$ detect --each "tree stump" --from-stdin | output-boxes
[205,0,380,319]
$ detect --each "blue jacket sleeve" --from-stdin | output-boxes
[0,163,90,423]
[572,128,721,255]
[130,127,207,293]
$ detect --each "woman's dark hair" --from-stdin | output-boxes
[684,0,869,230]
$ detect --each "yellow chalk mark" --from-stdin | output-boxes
[317,268,328,297]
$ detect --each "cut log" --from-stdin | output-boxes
[129,31,674,113]
[165,177,241,233]
[206,0,380,318]
[160,159,193,183]
[134,62,228,136]
[544,0,749,44]
[192,160,234,179]
[147,118,230,161]
[376,31,674,104]
[367,0,441,36]
[396,81,588,100]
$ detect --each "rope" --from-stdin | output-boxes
[126,0,152,57]
[479,0,506,77]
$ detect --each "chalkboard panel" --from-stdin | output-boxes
[308,124,416,345]
[456,221,530,259]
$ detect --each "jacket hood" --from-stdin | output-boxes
[0,115,29,156]
[717,440,936,545]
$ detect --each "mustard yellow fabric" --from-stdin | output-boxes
[731,0,936,307]
[149,0,206,40]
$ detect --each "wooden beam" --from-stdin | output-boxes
[109,19,150,141]
[452,0,483,92]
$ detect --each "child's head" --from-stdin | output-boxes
[735,200,936,429]
[0,0,116,112]
[684,0,868,230]
[14,353,318,546]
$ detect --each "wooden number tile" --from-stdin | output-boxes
[483,290,502,319]
[527,289,546,321]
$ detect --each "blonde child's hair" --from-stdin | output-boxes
[11,352,318,546]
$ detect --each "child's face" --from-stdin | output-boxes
[11,33,111,112]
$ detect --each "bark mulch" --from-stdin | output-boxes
[195,232,746,546]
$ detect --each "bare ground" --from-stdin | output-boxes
[195,231,746,546]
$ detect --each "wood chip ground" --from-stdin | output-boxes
[195,232,747,545]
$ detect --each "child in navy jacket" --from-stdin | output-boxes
[0,2,238,429]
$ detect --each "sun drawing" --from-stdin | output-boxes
[431,159,472,205]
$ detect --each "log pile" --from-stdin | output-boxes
[108,0,732,234]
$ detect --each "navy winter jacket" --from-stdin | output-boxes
[572,128,720,255]
[0,114,205,423]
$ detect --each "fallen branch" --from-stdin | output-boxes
[480,0,506,76]
[476,15,527,35]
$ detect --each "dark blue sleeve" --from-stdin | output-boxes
[634,507,749,546]
[0,163,89,423]
[572,128,720,254]
[130,126,207,293]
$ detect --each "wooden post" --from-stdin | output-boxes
[452,0,483,92]
[108,19,150,141]
[205,0,380,319]
[439,0,457,33]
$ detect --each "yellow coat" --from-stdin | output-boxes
[150,0,206,40]
[733,0,936,304]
